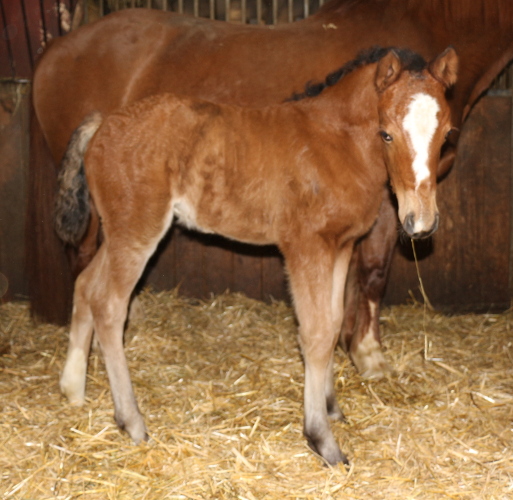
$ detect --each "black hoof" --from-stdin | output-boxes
[114,413,148,443]
[305,433,350,467]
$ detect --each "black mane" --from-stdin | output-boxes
[287,46,427,101]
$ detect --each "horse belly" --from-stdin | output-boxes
[173,193,275,246]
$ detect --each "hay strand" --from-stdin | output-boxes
[1,289,513,499]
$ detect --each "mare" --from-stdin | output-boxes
[30,0,513,378]
[53,47,457,465]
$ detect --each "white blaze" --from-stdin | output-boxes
[403,93,440,188]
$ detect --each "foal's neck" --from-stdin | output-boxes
[297,63,379,131]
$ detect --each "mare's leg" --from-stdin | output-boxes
[75,202,101,276]
[285,238,352,465]
[340,189,397,378]
[65,203,101,281]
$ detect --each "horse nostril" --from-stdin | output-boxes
[431,213,440,234]
[403,212,415,237]
[404,213,440,239]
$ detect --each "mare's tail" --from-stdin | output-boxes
[54,112,103,246]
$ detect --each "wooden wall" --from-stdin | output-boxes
[0,81,30,302]
[0,0,76,80]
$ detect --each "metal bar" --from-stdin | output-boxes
[38,0,48,45]
[0,0,15,77]
[19,0,34,71]
[63,0,325,26]
[508,90,513,298]
[241,0,246,23]
[56,0,64,35]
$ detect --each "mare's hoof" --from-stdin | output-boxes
[128,295,145,323]
[351,341,391,380]
[359,359,392,380]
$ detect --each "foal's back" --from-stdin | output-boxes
[86,90,383,247]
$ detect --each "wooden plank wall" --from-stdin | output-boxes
[0,0,76,79]
[0,81,31,302]
[144,229,288,300]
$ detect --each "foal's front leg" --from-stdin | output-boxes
[285,240,352,465]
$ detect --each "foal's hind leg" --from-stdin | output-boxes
[88,239,163,443]
[60,264,96,405]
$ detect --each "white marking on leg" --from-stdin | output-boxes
[351,301,390,379]
[60,347,88,405]
[403,93,440,188]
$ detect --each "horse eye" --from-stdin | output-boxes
[380,131,393,143]
[445,127,459,141]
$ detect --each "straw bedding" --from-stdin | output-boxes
[1,288,512,499]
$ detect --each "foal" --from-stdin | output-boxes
[54,46,457,465]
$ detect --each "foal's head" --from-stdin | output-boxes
[375,47,458,239]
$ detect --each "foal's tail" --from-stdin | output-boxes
[54,112,103,246]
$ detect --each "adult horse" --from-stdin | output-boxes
[53,47,457,464]
[29,0,513,377]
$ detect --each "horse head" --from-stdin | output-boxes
[375,47,458,239]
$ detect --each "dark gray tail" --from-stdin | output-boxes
[54,112,102,246]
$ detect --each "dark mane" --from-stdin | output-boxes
[287,46,427,102]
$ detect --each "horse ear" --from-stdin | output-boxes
[375,50,402,92]
[429,46,458,88]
